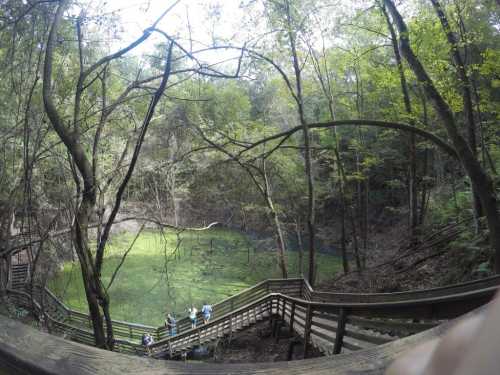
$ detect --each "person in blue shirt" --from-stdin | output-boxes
[201,302,213,324]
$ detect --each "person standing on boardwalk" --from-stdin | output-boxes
[201,302,213,324]
[165,313,177,336]
[188,306,198,329]
[141,333,154,355]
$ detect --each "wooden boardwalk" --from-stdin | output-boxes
[2,262,500,374]
[0,303,479,374]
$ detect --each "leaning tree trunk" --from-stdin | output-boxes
[430,0,483,230]
[384,0,500,272]
[262,161,288,279]
[43,0,111,349]
[43,0,175,348]
[381,2,418,238]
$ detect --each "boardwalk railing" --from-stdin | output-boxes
[6,266,500,358]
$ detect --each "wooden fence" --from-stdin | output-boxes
[5,267,500,359]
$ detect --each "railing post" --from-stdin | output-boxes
[6,256,11,289]
[333,308,348,355]
[303,303,312,359]
[129,326,133,339]
[281,298,286,320]
[289,301,296,334]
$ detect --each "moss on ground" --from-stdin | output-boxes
[48,228,341,325]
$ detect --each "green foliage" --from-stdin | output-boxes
[428,182,474,225]
[49,229,341,325]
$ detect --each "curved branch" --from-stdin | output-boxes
[239,119,458,159]
[94,42,175,275]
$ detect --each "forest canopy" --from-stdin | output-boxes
[0,0,498,349]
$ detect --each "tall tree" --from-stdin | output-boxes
[380,2,418,238]
[429,0,482,231]
[383,0,500,272]
[43,0,176,348]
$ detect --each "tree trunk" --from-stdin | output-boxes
[73,194,109,348]
[419,148,430,225]
[270,209,288,279]
[295,220,304,276]
[381,3,418,237]
[430,0,482,233]
[339,186,349,274]
[347,204,362,272]
[284,0,316,286]
[384,0,500,272]
[263,162,288,279]
[430,0,482,228]
[43,0,111,349]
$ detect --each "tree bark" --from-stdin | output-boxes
[381,2,418,238]
[43,1,177,348]
[430,0,483,230]
[284,0,316,286]
[384,0,500,273]
[43,0,109,349]
[295,220,304,276]
[263,161,288,279]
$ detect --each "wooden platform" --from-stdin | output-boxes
[0,309,458,374]
[2,263,500,374]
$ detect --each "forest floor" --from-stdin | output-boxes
[317,216,493,293]
[201,319,322,363]
[209,216,493,363]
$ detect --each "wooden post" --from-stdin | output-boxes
[289,301,296,334]
[303,304,312,359]
[6,256,11,289]
[333,308,348,355]
[129,326,133,339]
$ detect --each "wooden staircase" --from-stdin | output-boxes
[9,263,29,290]
[5,274,500,361]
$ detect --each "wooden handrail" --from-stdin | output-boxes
[5,270,500,359]
[150,293,275,353]
[0,308,472,375]
[311,274,500,303]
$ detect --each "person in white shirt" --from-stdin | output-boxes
[188,306,198,329]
